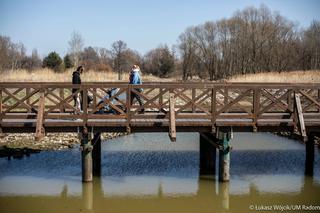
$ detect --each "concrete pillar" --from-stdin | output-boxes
[81,130,93,182]
[219,132,230,182]
[305,134,315,176]
[199,133,216,176]
[92,133,101,176]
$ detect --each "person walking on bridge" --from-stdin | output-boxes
[72,66,84,113]
[129,65,144,113]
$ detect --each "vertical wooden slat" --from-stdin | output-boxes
[295,93,307,141]
[287,89,292,112]
[0,89,2,130]
[0,89,2,114]
[93,88,97,109]
[211,88,216,133]
[169,92,176,142]
[126,85,131,133]
[35,91,45,141]
[192,88,196,113]
[318,89,320,113]
[224,87,228,106]
[253,88,260,132]
[159,88,163,112]
[59,88,64,112]
[83,86,88,125]
[26,88,30,107]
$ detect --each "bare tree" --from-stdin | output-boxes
[111,40,128,80]
[68,31,84,68]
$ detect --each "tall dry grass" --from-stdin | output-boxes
[1,69,319,83]
[0,68,175,82]
[228,70,320,83]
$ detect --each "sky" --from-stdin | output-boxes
[1,0,319,58]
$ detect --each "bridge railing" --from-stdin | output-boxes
[0,82,319,133]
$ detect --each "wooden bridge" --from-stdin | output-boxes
[1,82,319,182]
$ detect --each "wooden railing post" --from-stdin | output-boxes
[211,88,216,133]
[192,88,196,113]
[0,89,2,133]
[159,88,163,112]
[294,92,307,142]
[35,91,45,141]
[59,88,65,112]
[169,91,176,142]
[126,85,131,133]
[83,86,88,125]
[253,88,260,132]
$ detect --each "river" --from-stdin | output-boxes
[0,133,319,213]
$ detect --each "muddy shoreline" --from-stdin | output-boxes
[0,132,126,158]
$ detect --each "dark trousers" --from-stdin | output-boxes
[130,90,143,108]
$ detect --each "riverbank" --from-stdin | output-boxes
[0,132,126,152]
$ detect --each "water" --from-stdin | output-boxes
[0,133,319,213]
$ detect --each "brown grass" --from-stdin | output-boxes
[0,68,176,82]
[1,69,319,83]
[228,70,320,83]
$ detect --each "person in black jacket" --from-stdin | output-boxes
[72,66,84,112]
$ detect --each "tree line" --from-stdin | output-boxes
[0,5,319,80]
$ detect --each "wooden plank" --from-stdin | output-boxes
[295,93,307,142]
[253,88,260,132]
[35,92,45,141]
[169,92,176,142]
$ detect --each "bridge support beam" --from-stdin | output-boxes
[199,133,217,176]
[81,129,93,182]
[218,132,231,182]
[305,134,315,176]
[92,133,101,176]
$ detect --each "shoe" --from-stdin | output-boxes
[138,108,145,114]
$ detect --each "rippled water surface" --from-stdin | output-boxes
[0,133,319,213]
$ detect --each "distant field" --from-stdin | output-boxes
[228,70,320,83]
[0,68,170,82]
[0,69,319,83]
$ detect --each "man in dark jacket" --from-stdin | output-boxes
[72,66,84,112]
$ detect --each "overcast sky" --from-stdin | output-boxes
[1,0,319,57]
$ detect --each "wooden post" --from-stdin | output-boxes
[305,134,315,176]
[192,88,196,113]
[159,88,163,112]
[126,86,131,133]
[211,88,216,133]
[169,92,176,142]
[92,132,101,176]
[199,133,216,176]
[59,88,64,112]
[35,91,45,141]
[26,88,30,110]
[219,132,230,182]
[253,88,260,132]
[0,89,2,133]
[82,127,93,182]
[295,93,307,142]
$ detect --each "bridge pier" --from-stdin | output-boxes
[92,133,101,176]
[305,134,315,176]
[218,132,231,182]
[81,129,93,182]
[199,133,217,176]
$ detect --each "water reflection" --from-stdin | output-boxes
[0,133,319,213]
